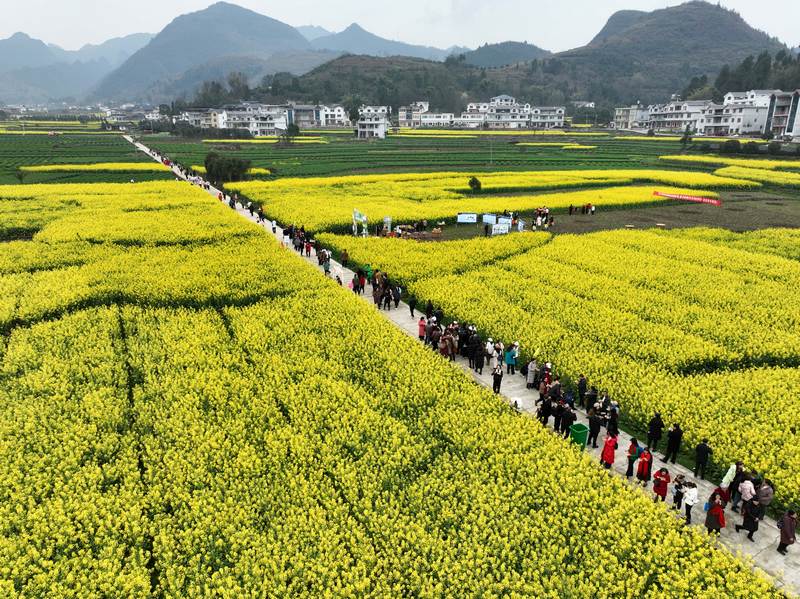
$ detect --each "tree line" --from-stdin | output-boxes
[683,50,800,102]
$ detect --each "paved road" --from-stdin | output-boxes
[126,135,799,595]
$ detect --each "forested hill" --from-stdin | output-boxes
[182,1,787,110]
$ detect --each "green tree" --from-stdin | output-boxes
[280,123,301,144]
[204,152,251,183]
[680,124,693,149]
[468,176,482,193]
[767,141,782,155]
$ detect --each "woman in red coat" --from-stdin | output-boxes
[600,434,618,469]
[653,468,671,502]
[705,496,726,534]
[636,447,653,487]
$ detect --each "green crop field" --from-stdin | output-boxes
[145,132,697,178]
[0,133,173,184]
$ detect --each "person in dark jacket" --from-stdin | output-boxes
[492,365,503,394]
[553,401,564,432]
[777,510,796,555]
[607,409,620,437]
[561,408,576,439]
[425,300,434,319]
[694,439,712,479]
[588,409,602,448]
[663,423,683,463]
[577,374,588,408]
[537,396,553,427]
[408,296,417,318]
[735,498,765,541]
[473,341,485,375]
[647,413,665,451]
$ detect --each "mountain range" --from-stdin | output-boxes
[282,1,787,111]
[0,0,790,106]
[0,32,153,103]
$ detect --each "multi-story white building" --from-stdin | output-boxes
[360,105,392,117]
[453,112,487,129]
[178,110,213,128]
[319,105,351,127]
[614,103,651,130]
[766,90,800,139]
[420,113,454,127]
[696,103,768,136]
[462,95,565,129]
[398,101,430,127]
[530,106,566,129]
[357,113,390,139]
[648,100,711,132]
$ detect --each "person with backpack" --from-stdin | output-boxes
[625,438,641,479]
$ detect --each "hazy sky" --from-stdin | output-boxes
[1,0,797,52]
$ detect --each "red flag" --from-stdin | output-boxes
[653,191,722,206]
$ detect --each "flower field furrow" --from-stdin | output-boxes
[316,231,551,282]
[0,178,784,595]
[713,166,800,187]
[230,165,740,232]
[660,155,800,171]
[19,163,170,173]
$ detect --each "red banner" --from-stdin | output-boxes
[653,191,722,206]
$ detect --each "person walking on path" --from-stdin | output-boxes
[474,342,485,375]
[757,479,774,508]
[735,498,765,542]
[637,447,653,487]
[409,296,418,318]
[732,473,755,513]
[705,496,726,535]
[526,358,538,389]
[625,438,641,479]
[600,433,618,469]
[777,510,796,555]
[672,474,686,510]
[560,407,576,439]
[340,250,349,268]
[694,439,712,480]
[417,317,427,342]
[721,462,744,497]
[647,413,665,451]
[663,423,683,464]
[492,365,503,394]
[577,374,588,408]
[588,409,602,448]
[683,482,699,524]
[653,468,671,502]
[505,343,519,375]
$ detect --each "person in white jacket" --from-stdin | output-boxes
[683,482,699,524]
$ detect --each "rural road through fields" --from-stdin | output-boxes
[126,135,799,595]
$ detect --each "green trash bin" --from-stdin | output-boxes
[569,423,589,449]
